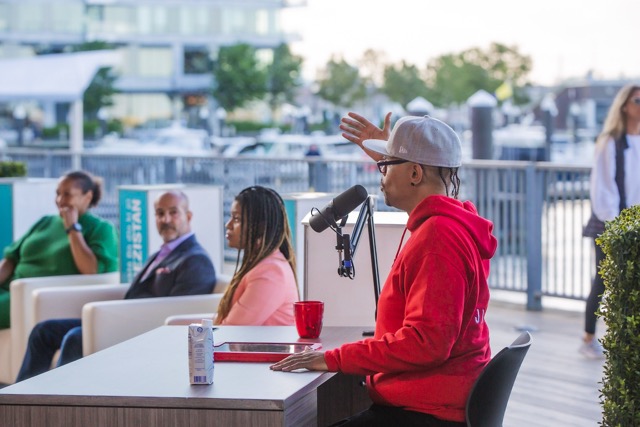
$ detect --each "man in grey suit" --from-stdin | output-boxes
[16,190,216,382]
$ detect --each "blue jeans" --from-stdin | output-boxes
[16,318,84,382]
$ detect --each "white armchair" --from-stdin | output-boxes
[81,274,231,356]
[0,272,120,384]
[164,312,216,326]
[32,284,128,323]
[0,329,10,384]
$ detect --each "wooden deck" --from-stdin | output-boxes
[487,298,604,426]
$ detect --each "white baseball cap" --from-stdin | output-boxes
[363,115,462,168]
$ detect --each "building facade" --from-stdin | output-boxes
[0,0,302,126]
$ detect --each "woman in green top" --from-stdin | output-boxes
[0,170,118,328]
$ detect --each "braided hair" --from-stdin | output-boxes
[420,165,461,199]
[215,186,298,324]
[438,167,461,199]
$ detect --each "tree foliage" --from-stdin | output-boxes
[70,41,118,119]
[212,44,267,112]
[316,57,366,108]
[311,42,533,110]
[358,49,388,88]
[82,68,118,118]
[463,42,532,86]
[381,61,428,108]
[424,54,493,106]
[423,42,532,106]
[266,43,303,114]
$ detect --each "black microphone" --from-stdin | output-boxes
[309,185,368,233]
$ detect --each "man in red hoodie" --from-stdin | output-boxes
[271,112,498,427]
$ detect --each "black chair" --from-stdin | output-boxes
[466,331,533,427]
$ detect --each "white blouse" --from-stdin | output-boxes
[590,134,640,221]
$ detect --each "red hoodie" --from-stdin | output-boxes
[324,195,498,422]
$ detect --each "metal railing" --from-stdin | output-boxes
[2,148,595,309]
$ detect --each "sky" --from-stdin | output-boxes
[281,0,640,86]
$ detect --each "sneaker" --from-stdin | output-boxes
[579,339,605,360]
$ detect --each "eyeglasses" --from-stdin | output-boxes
[632,98,640,106]
[376,158,408,174]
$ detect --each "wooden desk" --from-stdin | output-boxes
[0,326,371,427]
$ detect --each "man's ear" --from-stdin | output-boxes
[410,164,423,185]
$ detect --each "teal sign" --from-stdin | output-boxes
[0,184,13,254]
[284,199,297,249]
[119,190,148,283]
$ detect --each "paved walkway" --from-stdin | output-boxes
[488,298,604,426]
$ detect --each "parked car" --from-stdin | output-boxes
[89,122,211,156]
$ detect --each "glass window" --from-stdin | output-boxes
[256,10,269,35]
[210,6,222,34]
[115,46,134,77]
[221,8,246,35]
[110,94,172,125]
[85,5,103,33]
[138,6,153,35]
[272,9,283,35]
[221,8,279,37]
[180,6,210,35]
[0,44,34,60]
[103,6,135,35]
[184,47,212,74]
[165,6,180,34]
[0,5,8,32]
[15,4,45,32]
[138,5,171,35]
[138,47,172,77]
[51,3,84,33]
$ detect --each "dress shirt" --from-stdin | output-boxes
[140,232,194,281]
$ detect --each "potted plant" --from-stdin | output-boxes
[0,161,27,178]
[598,204,640,426]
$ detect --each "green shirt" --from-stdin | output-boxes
[1,211,119,290]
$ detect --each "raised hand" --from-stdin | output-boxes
[339,112,392,161]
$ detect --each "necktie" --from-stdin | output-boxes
[140,245,171,282]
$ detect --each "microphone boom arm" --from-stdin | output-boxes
[341,196,381,317]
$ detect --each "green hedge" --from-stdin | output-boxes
[40,120,123,140]
[227,120,268,133]
[599,204,640,426]
[226,120,292,135]
[0,161,27,177]
[41,124,69,139]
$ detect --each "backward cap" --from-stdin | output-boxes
[363,115,462,168]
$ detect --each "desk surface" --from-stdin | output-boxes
[0,326,366,412]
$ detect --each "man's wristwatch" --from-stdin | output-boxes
[66,223,83,234]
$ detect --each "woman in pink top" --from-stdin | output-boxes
[216,186,299,325]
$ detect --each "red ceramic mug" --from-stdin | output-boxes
[294,301,324,339]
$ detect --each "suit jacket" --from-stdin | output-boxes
[124,235,216,299]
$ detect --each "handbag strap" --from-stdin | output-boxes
[614,134,628,213]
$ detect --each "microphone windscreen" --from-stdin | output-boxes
[331,185,368,218]
[309,185,368,233]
